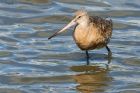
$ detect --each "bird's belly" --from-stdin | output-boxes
[73,25,108,50]
[73,33,107,50]
[75,40,94,50]
[74,39,106,50]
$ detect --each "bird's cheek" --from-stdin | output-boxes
[75,20,80,24]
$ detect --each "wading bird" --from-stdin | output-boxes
[48,10,113,65]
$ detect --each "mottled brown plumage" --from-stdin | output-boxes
[48,10,113,65]
[73,15,112,50]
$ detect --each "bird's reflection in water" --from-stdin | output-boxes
[70,65,112,93]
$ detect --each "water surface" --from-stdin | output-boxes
[0,0,140,93]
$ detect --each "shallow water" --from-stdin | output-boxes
[0,0,140,93]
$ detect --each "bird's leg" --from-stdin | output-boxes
[86,50,90,65]
[106,45,112,64]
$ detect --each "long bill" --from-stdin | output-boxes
[48,20,77,40]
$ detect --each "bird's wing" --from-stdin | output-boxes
[89,16,113,39]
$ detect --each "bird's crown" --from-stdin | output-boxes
[75,9,88,16]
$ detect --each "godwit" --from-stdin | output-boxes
[48,10,113,65]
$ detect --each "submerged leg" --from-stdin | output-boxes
[86,50,90,65]
[106,45,112,64]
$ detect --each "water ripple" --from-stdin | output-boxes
[0,0,140,93]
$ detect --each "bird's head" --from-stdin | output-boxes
[74,10,89,25]
[48,10,89,39]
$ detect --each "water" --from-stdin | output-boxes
[0,0,140,93]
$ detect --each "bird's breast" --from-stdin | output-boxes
[73,26,94,50]
[73,25,107,50]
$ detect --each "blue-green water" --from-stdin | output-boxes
[0,0,140,93]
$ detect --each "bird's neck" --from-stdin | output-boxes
[78,21,89,29]
[79,16,90,28]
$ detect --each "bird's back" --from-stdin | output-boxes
[89,16,113,40]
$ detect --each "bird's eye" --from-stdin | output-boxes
[78,16,81,19]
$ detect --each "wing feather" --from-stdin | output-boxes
[89,16,113,40]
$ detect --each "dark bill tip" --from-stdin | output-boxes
[48,32,58,40]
